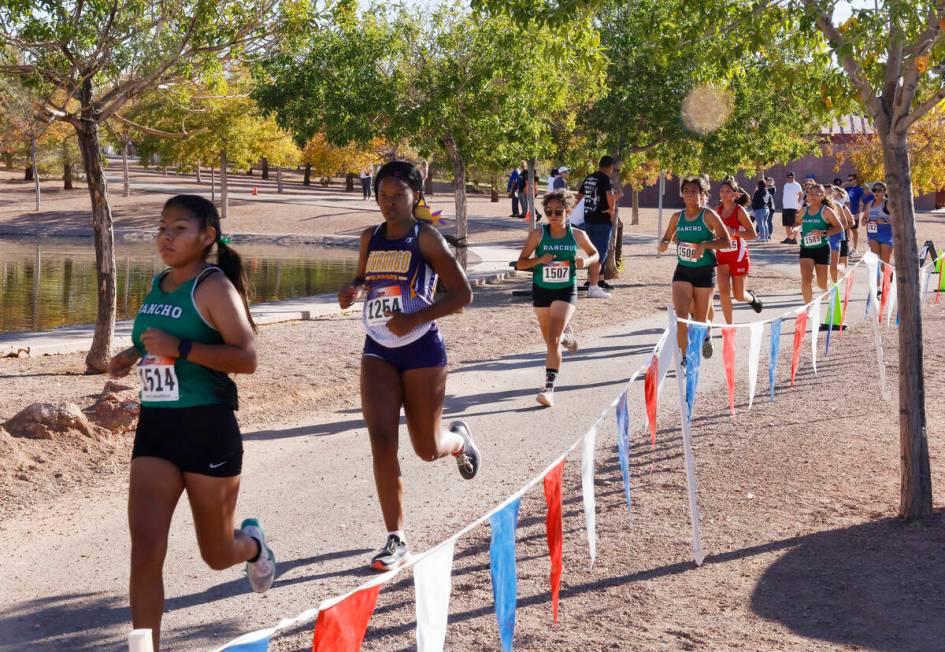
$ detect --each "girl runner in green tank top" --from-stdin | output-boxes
[106,195,275,650]
[658,175,733,361]
[793,183,843,304]
[517,190,599,407]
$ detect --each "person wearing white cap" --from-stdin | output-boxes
[552,166,570,191]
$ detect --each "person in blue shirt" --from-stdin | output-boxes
[844,173,871,255]
[507,164,523,217]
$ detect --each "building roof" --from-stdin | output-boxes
[821,114,874,136]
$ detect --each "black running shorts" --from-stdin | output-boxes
[782,208,798,227]
[532,283,578,307]
[799,245,831,266]
[133,404,243,477]
[672,264,717,289]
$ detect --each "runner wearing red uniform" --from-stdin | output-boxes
[715,178,763,323]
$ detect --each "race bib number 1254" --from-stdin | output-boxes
[365,288,404,326]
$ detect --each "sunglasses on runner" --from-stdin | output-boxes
[872,187,885,193]
[546,209,566,216]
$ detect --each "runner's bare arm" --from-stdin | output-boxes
[572,228,599,269]
[736,205,758,240]
[702,210,734,250]
[658,212,681,252]
[338,227,374,309]
[185,273,257,374]
[516,229,553,269]
[106,346,141,378]
[820,207,844,238]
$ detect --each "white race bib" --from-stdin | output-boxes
[542,261,570,283]
[719,239,739,254]
[867,222,878,234]
[138,356,179,402]
[803,233,824,247]
[365,287,404,326]
[677,243,700,262]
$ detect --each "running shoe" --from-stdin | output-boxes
[702,334,714,359]
[537,388,554,407]
[587,285,611,299]
[450,421,481,480]
[780,238,792,244]
[747,289,764,313]
[241,518,276,593]
[561,325,579,353]
[371,534,408,572]
[598,280,615,290]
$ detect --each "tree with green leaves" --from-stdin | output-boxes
[476,0,944,521]
[0,0,296,372]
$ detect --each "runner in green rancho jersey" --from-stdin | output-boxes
[658,175,733,362]
[792,183,843,303]
[517,190,599,407]
[106,194,274,652]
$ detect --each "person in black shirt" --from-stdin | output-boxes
[574,155,617,298]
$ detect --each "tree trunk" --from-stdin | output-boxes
[122,141,130,197]
[196,164,202,184]
[25,165,33,180]
[63,161,73,190]
[74,119,117,373]
[162,165,167,176]
[424,162,434,195]
[443,135,468,269]
[30,133,40,212]
[247,167,253,176]
[211,166,215,203]
[527,157,537,231]
[882,131,932,520]
[490,175,499,202]
[276,167,283,193]
[303,162,312,186]
[631,186,640,225]
[220,149,229,219]
[261,157,269,180]
[2,152,12,168]
[345,173,355,192]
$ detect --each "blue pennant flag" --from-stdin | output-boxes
[769,318,782,401]
[218,629,274,651]
[490,498,521,652]
[685,325,707,420]
[616,389,631,512]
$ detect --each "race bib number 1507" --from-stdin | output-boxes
[542,261,570,283]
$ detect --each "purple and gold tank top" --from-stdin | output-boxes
[362,223,437,347]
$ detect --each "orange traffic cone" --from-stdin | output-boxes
[251,187,257,196]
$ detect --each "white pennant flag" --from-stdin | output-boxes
[921,264,934,302]
[864,251,879,318]
[581,424,598,566]
[672,336,705,566]
[885,276,898,328]
[415,539,456,652]
[810,294,821,374]
[746,322,763,409]
[657,308,677,397]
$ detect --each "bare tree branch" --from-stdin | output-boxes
[111,111,209,137]
[901,85,945,130]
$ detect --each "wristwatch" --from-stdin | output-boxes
[178,338,193,360]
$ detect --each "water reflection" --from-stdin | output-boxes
[0,238,357,333]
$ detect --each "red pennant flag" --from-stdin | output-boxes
[543,460,565,624]
[644,354,658,447]
[840,272,855,337]
[313,584,382,652]
[879,266,892,322]
[790,311,808,386]
[722,327,736,420]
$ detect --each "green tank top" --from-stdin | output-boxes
[800,205,829,249]
[675,209,716,268]
[131,266,238,409]
[533,223,578,289]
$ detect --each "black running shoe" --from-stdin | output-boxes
[580,280,590,290]
[598,280,615,290]
[702,334,713,359]
[747,289,763,313]
[451,421,481,480]
[371,534,408,572]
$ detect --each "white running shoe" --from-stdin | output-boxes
[587,285,611,299]
[241,518,276,593]
[561,325,578,353]
[537,388,554,407]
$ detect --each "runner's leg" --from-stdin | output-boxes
[673,281,694,358]
[128,457,185,652]
[800,258,815,303]
[362,356,406,533]
[402,365,463,462]
[814,263,829,293]
[717,265,734,323]
[184,473,257,571]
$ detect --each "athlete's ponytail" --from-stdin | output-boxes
[162,194,257,333]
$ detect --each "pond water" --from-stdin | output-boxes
[0,238,358,333]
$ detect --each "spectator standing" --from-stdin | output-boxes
[360,167,373,200]
[781,171,803,244]
[552,166,570,191]
[844,172,870,255]
[507,163,523,217]
[751,179,773,241]
[574,155,617,298]
[765,177,776,241]
[547,168,559,194]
